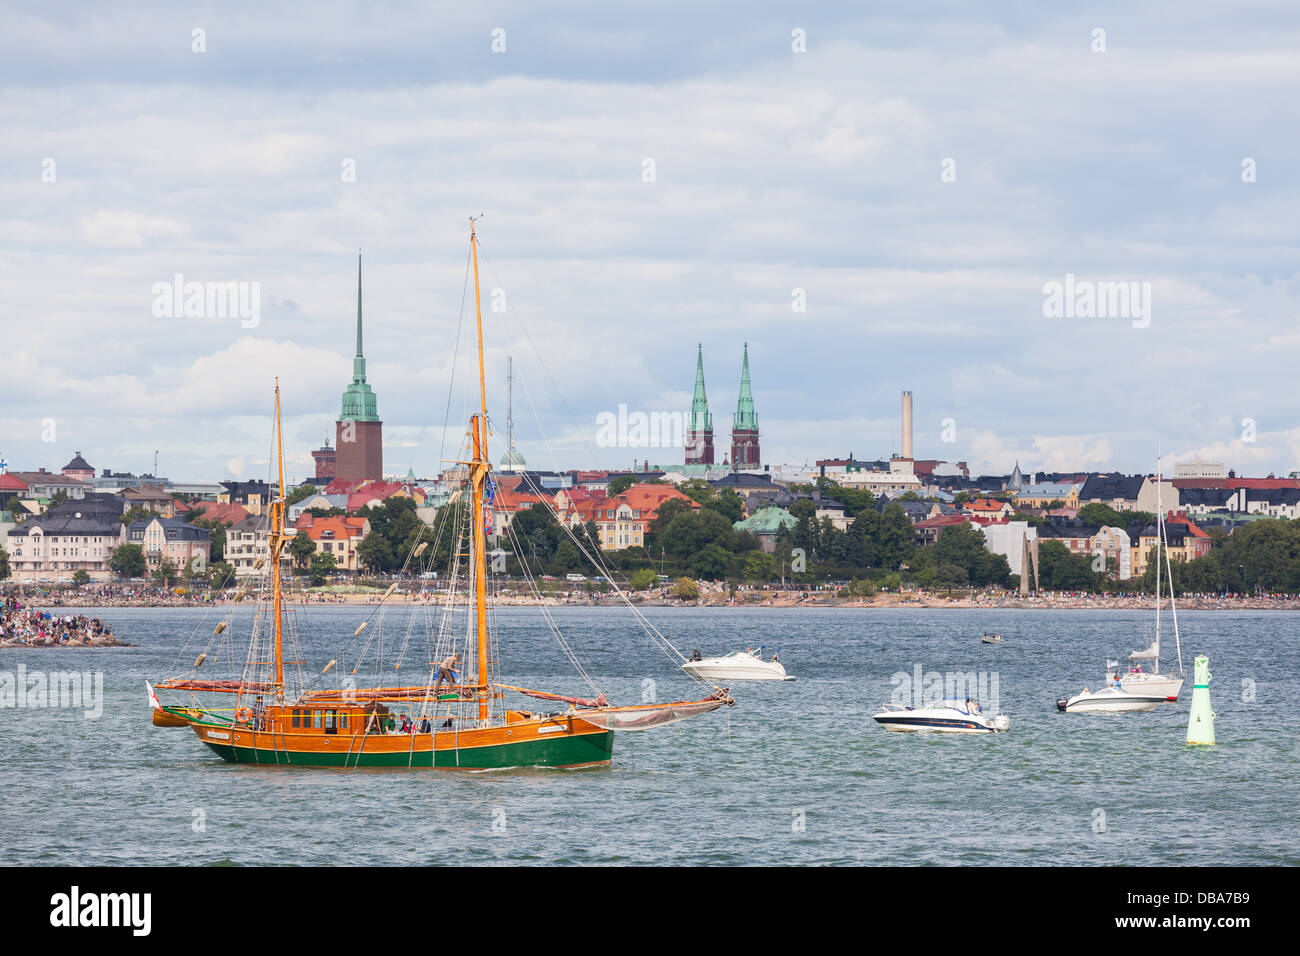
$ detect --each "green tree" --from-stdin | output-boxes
[290,530,316,570]
[647,498,694,540]
[660,508,735,556]
[49,489,69,510]
[121,505,161,527]
[676,478,714,505]
[877,503,915,571]
[704,489,744,523]
[670,576,700,601]
[358,533,395,573]
[72,569,90,585]
[309,551,338,585]
[629,568,657,590]
[691,543,733,580]
[152,559,177,587]
[0,545,10,580]
[208,561,236,589]
[110,544,147,578]
[286,483,319,506]
[607,475,637,497]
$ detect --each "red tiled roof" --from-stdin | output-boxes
[193,501,250,525]
[0,473,29,491]
[296,515,368,541]
[1165,512,1210,538]
[964,498,1009,512]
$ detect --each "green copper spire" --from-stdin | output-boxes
[733,341,757,431]
[690,343,712,432]
[340,252,380,422]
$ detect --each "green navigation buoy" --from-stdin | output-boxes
[1186,654,1216,746]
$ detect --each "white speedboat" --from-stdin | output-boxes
[872,698,1010,734]
[682,649,791,682]
[980,632,1005,644]
[1056,685,1165,713]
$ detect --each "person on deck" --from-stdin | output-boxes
[434,653,461,693]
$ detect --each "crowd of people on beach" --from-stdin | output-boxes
[0,596,121,647]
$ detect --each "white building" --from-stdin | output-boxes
[1175,458,1226,480]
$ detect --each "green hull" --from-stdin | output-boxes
[198,730,614,769]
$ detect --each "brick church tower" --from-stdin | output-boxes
[729,342,760,470]
[685,344,714,465]
[335,253,383,481]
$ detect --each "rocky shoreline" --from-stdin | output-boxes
[12,590,1299,612]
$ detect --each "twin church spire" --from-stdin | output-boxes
[686,343,761,469]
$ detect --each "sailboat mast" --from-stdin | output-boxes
[1159,465,1185,674]
[469,219,490,722]
[272,379,286,695]
[1153,465,1162,673]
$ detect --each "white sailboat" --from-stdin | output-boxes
[1111,462,1185,701]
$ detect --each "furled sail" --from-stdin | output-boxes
[1128,640,1159,660]
[578,691,734,731]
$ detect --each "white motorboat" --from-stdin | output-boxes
[872,698,1010,733]
[980,632,1005,644]
[682,649,792,682]
[1056,684,1165,713]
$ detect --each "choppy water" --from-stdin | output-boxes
[1,606,1296,865]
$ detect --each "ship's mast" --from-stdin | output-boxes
[271,379,286,697]
[469,219,490,722]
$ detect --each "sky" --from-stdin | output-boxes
[2,1,1299,485]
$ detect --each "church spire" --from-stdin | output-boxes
[340,251,379,422]
[355,251,364,359]
[690,343,712,432]
[730,342,760,470]
[733,342,757,431]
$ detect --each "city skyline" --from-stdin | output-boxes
[3,3,1299,480]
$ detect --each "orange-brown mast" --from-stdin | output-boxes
[271,379,286,697]
[469,219,490,721]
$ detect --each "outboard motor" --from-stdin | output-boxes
[1056,696,1069,712]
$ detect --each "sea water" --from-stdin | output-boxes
[1,605,1295,865]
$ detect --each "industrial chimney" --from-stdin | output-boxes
[901,390,914,460]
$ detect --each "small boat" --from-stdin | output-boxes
[1056,684,1165,713]
[682,649,792,682]
[980,632,1005,644]
[872,698,1010,733]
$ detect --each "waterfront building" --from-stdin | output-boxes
[294,513,371,572]
[125,516,211,576]
[594,483,696,550]
[6,513,125,582]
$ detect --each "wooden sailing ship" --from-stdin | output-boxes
[148,221,733,768]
